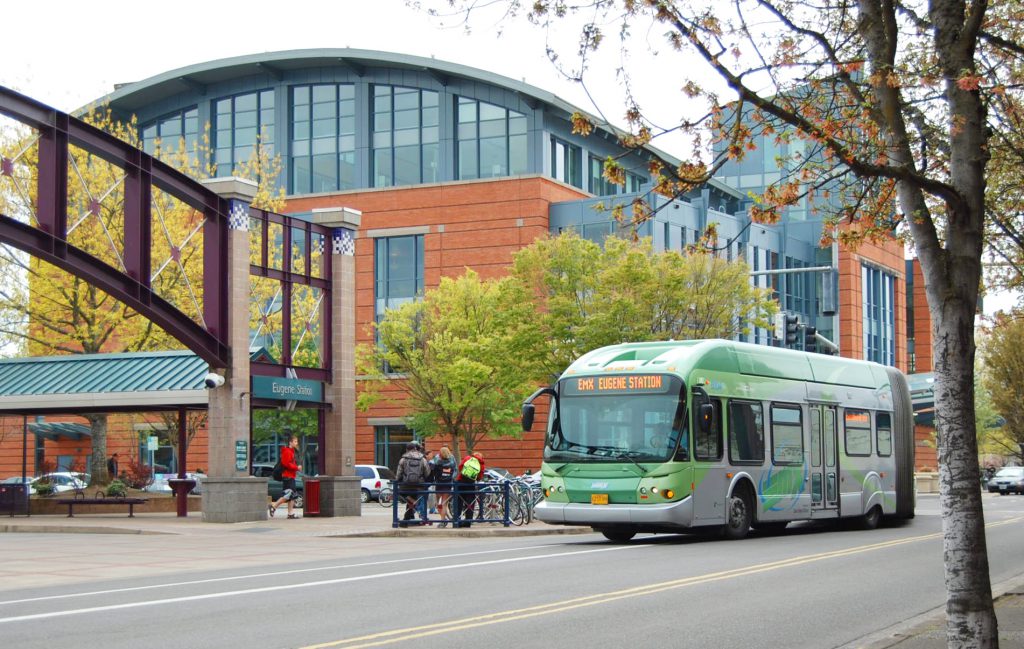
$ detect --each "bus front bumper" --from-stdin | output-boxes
[534,496,694,528]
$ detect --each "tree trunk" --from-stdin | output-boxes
[85,413,108,485]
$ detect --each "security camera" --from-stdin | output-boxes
[204,372,226,389]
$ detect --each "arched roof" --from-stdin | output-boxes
[96,48,577,120]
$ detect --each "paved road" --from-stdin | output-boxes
[1,495,1022,648]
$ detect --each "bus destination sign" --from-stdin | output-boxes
[564,374,670,395]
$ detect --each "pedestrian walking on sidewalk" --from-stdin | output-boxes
[269,434,302,519]
[430,446,457,527]
[396,442,430,526]
[454,451,485,528]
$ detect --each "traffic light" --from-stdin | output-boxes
[804,326,817,353]
[784,314,800,346]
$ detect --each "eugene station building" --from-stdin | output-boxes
[0,49,937,499]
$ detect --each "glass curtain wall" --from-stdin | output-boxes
[372,86,440,187]
[456,97,528,180]
[862,264,895,365]
[291,84,356,194]
[214,90,275,177]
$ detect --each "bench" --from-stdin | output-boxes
[55,495,149,517]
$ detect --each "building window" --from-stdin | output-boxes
[141,107,199,160]
[862,264,895,365]
[372,86,440,188]
[551,136,582,188]
[291,84,356,194]
[784,256,812,319]
[375,235,425,371]
[214,90,275,178]
[374,425,414,472]
[589,156,616,195]
[626,171,646,193]
[456,97,527,180]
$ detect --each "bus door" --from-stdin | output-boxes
[809,405,839,511]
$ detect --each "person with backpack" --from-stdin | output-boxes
[430,446,458,527]
[454,450,485,528]
[268,434,302,519]
[396,441,430,526]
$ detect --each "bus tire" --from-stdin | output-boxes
[599,529,637,543]
[859,505,882,530]
[723,488,752,540]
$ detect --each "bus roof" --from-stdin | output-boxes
[561,339,892,390]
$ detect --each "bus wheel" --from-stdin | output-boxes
[724,490,752,540]
[599,529,637,543]
[859,505,882,530]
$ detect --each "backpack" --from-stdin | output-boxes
[272,459,284,481]
[461,456,481,480]
[403,455,427,483]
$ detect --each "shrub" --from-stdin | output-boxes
[33,480,55,497]
[121,459,153,490]
[105,479,128,498]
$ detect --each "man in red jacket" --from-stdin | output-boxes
[269,434,303,519]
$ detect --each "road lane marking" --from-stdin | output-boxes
[0,544,645,623]
[302,516,1024,649]
[0,542,569,606]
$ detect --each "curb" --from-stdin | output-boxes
[337,525,594,538]
[0,524,172,535]
[841,572,1024,649]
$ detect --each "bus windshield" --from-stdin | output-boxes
[545,374,687,464]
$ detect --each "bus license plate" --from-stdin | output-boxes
[591,494,609,505]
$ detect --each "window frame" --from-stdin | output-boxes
[770,402,804,466]
[727,399,765,465]
[694,398,723,462]
[876,412,893,457]
[843,408,873,457]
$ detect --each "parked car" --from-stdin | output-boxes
[988,467,1024,495]
[251,463,306,500]
[30,472,88,494]
[145,472,204,495]
[355,464,396,502]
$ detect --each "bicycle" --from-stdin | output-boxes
[377,486,394,507]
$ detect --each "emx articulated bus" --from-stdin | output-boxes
[522,339,915,542]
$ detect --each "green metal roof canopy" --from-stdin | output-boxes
[0,350,209,415]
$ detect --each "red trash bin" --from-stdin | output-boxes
[303,478,320,516]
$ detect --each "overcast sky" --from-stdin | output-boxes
[1,0,1018,314]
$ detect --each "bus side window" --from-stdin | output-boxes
[729,400,764,465]
[694,399,722,461]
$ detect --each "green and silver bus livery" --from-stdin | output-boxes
[522,339,915,542]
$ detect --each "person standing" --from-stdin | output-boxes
[396,442,430,526]
[106,453,119,482]
[454,450,485,528]
[430,446,457,527]
[269,434,303,519]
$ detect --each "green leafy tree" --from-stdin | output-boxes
[424,0,1017,642]
[512,232,777,379]
[981,313,1024,462]
[357,270,546,456]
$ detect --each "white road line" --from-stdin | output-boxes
[0,541,580,606]
[0,544,643,624]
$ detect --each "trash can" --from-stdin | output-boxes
[303,478,320,516]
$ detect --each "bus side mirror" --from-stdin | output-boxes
[698,403,713,433]
[522,403,536,432]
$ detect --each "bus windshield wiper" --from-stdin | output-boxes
[587,446,648,475]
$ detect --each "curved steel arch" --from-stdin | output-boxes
[0,86,229,366]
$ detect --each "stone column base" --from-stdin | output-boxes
[202,477,269,523]
[316,476,362,517]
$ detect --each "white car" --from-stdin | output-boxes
[146,472,204,495]
[355,465,396,502]
[31,472,88,494]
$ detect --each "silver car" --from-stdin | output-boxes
[989,467,1024,495]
